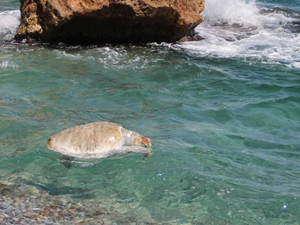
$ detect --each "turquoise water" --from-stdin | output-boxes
[1,0,300,224]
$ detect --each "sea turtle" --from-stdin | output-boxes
[46,122,152,159]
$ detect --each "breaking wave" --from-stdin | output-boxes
[0,10,20,40]
[181,0,300,68]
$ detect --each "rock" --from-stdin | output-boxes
[67,208,76,216]
[15,0,205,44]
[41,209,51,217]
[39,190,48,195]
[178,34,204,42]
[0,183,19,196]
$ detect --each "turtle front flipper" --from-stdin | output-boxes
[143,149,152,158]
[59,155,74,168]
[119,146,152,158]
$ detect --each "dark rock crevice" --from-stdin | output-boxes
[44,6,181,45]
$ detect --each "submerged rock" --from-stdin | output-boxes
[15,0,204,44]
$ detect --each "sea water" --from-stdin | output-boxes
[0,0,300,224]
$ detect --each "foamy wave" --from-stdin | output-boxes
[0,10,20,40]
[53,46,162,70]
[54,50,83,60]
[290,62,300,69]
[0,60,19,69]
[95,47,163,69]
[203,0,260,27]
[202,0,293,28]
[180,0,300,68]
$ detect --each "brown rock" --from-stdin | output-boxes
[39,190,47,195]
[67,208,76,215]
[15,0,205,44]
[40,209,51,216]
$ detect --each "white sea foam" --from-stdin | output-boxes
[0,10,20,40]
[54,50,83,60]
[290,61,300,69]
[0,60,19,69]
[203,0,260,27]
[181,0,300,68]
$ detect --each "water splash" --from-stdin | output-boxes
[181,0,300,68]
[0,60,19,69]
[0,10,20,40]
[203,0,259,27]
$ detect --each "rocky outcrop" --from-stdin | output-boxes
[15,0,204,44]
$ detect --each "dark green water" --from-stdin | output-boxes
[0,0,300,224]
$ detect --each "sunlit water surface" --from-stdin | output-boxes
[0,0,300,224]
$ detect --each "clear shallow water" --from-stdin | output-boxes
[0,0,300,224]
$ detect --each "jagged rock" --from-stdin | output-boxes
[15,0,204,44]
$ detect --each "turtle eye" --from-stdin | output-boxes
[142,142,148,148]
[141,137,151,148]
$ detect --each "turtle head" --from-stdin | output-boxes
[137,136,152,157]
[132,135,152,148]
[141,136,152,148]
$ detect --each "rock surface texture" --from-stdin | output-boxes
[15,0,205,44]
